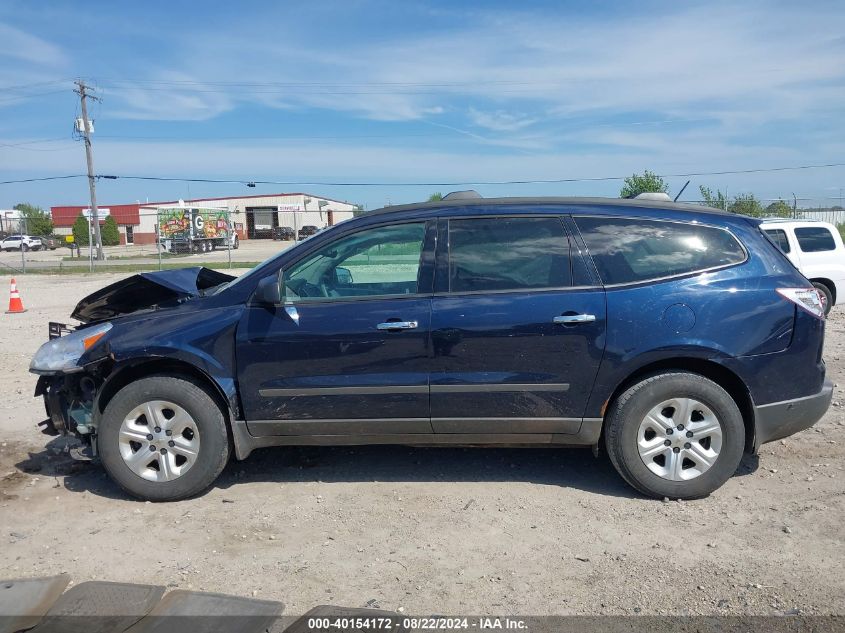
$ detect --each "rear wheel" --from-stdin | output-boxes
[98,375,230,501]
[812,282,833,315]
[605,371,744,499]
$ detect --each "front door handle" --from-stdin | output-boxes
[553,314,596,324]
[377,320,419,331]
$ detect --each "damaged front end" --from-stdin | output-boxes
[30,266,234,457]
[32,322,115,458]
[34,364,110,458]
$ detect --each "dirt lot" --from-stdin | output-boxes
[0,273,843,616]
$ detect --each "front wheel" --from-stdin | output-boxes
[98,375,230,501]
[605,371,745,500]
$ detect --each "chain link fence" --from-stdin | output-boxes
[0,207,292,276]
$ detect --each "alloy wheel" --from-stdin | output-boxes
[117,400,201,482]
[636,397,723,481]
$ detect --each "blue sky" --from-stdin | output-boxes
[1,0,844,210]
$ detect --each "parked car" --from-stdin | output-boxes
[272,226,296,241]
[760,219,845,315]
[30,195,831,501]
[297,225,319,239]
[40,235,60,250]
[1,234,42,251]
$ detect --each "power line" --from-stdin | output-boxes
[0,137,70,148]
[4,79,72,91]
[0,89,74,104]
[1,162,843,188]
[95,132,457,141]
[0,175,85,185]
[96,162,845,187]
[97,78,558,88]
[98,86,548,96]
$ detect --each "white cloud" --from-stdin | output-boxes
[0,22,65,66]
[469,108,536,132]
[80,0,845,156]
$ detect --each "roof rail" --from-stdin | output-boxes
[631,192,672,202]
[441,190,483,201]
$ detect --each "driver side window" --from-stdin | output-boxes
[282,222,426,301]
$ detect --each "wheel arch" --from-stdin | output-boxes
[95,358,237,425]
[600,357,756,453]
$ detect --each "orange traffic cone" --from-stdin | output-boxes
[6,278,26,314]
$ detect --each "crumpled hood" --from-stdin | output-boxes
[71,267,235,323]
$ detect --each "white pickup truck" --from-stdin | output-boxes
[760,218,845,314]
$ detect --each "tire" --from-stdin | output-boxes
[812,282,833,315]
[98,375,231,501]
[605,371,745,500]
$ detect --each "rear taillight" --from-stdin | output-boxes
[777,288,826,320]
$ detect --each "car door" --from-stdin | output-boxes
[429,212,607,435]
[237,219,436,437]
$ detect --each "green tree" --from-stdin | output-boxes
[765,199,792,218]
[699,186,728,210]
[428,192,443,202]
[619,170,669,198]
[101,215,121,246]
[729,193,765,217]
[72,214,90,246]
[13,203,53,236]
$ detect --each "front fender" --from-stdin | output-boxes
[100,305,244,415]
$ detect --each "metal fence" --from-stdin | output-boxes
[0,207,295,276]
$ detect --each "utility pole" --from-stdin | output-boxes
[74,80,104,260]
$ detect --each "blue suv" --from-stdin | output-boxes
[30,196,832,501]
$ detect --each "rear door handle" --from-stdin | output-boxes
[377,320,419,331]
[553,314,596,324]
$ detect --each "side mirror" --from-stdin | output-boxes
[335,266,354,285]
[255,274,282,305]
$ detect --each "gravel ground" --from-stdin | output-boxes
[0,273,843,616]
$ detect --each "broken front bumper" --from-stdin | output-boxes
[34,373,97,438]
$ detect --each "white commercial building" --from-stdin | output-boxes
[138,192,357,242]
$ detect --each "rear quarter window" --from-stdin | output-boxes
[575,216,746,285]
[763,228,791,253]
[795,227,836,252]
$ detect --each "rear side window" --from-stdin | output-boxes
[795,227,836,252]
[448,217,571,292]
[764,228,791,253]
[575,216,746,285]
